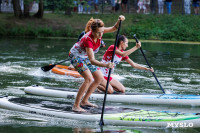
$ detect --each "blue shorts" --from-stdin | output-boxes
[94,0,98,4]
[71,56,99,74]
[193,2,199,7]
[111,0,115,7]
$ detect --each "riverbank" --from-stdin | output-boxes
[0,13,200,42]
[39,37,200,45]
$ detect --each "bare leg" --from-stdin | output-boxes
[110,78,126,93]
[194,7,199,15]
[81,70,103,106]
[98,78,114,94]
[111,6,115,13]
[94,4,98,13]
[97,84,104,92]
[121,3,126,13]
[72,69,93,112]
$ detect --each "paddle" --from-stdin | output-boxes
[41,58,70,72]
[99,20,122,127]
[133,34,165,94]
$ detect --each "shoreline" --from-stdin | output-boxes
[1,36,200,45]
[39,37,200,45]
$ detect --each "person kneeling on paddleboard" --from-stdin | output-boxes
[69,16,125,112]
[98,35,154,94]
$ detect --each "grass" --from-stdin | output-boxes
[0,13,200,44]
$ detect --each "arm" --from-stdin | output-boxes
[115,46,138,57]
[115,41,141,57]
[86,47,113,68]
[104,15,125,33]
[125,58,154,72]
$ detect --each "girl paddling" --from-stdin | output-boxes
[69,15,125,112]
[98,35,154,94]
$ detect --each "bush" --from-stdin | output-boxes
[0,24,7,36]
[25,25,38,37]
[37,26,54,37]
[0,14,200,42]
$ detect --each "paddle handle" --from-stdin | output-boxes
[133,34,165,94]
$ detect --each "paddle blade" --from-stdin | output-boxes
[41,64,55,72]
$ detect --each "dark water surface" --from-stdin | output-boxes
[0,38,200,133]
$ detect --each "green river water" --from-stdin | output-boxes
[0,38,200,133]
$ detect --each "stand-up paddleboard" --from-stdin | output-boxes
[0,96,200,127]
[24,86,200,106]
[51,65,82,78]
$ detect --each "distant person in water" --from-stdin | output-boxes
[98,35,154,94]
[69,16,125,112]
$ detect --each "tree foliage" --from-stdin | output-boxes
[43,0,74,14]
[12,0,73,18]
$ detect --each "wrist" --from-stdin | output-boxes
[114,24,118,29]
[104,63,108,68]
[114,20,120,29]
[136,45,141,49]
[134,46,139,49]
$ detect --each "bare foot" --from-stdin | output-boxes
[80,101,98,108]
[68,64,75,70]
[72,106,87,112]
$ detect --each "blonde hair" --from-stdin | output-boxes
[91,19,104,32]
[85,17,94,33]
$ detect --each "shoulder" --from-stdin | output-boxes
[82,32,93,42]
[106,45,114,51]
[108,45,115,49]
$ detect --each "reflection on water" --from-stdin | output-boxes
[0,124,200,133]
[0,38,200,132]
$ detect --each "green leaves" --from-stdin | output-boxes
[126,15,200,41]
[0,13,200,41]
[43,0,74,12]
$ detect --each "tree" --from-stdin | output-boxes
[12,0,72,18]
[12,0,23,17]
[65,0,73,15]
[33,0,44,18]
[0,0,2,13]
[12,0,43,18]
[24,0,30,17]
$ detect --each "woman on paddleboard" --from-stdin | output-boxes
[98,35,154,94]
[69,15,125,112]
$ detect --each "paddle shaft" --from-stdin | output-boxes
[99,20,122,126]
[54,59,70,65]
[41,58,70,72]
[134,36,165,94]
